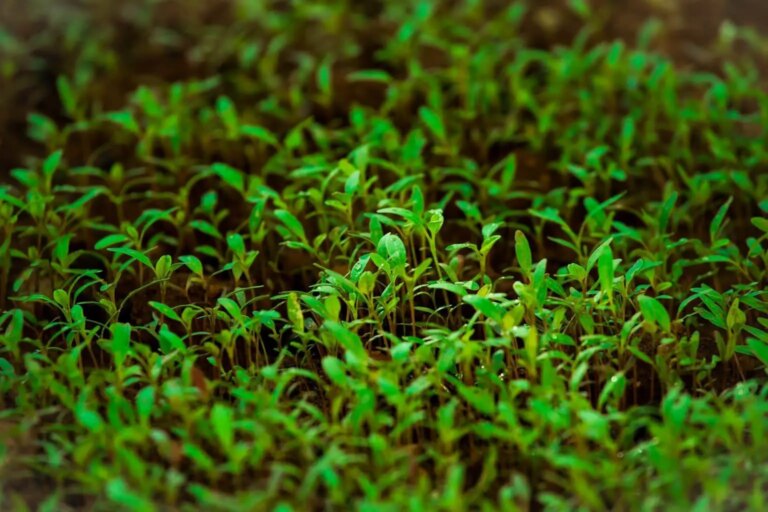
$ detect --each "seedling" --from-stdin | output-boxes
[1,2,767,511]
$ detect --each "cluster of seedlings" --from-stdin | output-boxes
[1,0,768,510]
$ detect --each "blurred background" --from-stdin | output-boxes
[1,0,767,171]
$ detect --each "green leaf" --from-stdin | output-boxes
[344,170,360,196]
[184,443,215,472]
[321,356,348,386]
[110,322,132,367]
[709,197,732,242]
[429,281,468,297]
[158,324,186,354]
[325,295,341,321]
[317,58,332,97]
[108,247,153,268]
[57,76,76,116]
[350,254,371,282]
[638,295,671,333]
[458,385,496,416]
[598,373,626,409]
[227,233,246,257]
[27,113,58,142]
[376,233,407,272]
[287,292,305,334]
[418,106,446,140]
[515,230,532,274]
[53,289,69,308]
[2,309,24,345]
[378,207,420,226]
[530,207,567,227]
[482,222,503,239]
[525,325,539,370]
[135,386,155,423]
[179,255,204,277]
[43,150,63,178]
[658,191,678,234]
[587,238,613,273]
[216,95,239,135]
[568,263,587,281]
[746,338,768,366]
[106,479,153,512]
[751,217,768,234]
[620,116,635,155]
[347,69,392,83]
[241,124,278,145]
[369,216,384,245]
[218,297,244,323]
[275,209,307,242]
[411,186,425,216]
[149,301,182,322]
[324,321,366,362]
[0,357,14,377]
[75,404,103,433]
[463,295,503,323]
[427,209,444,235]
[627,346,653,365]
[59,187,103,213]
[104,111,140,134]
[726,299,746,331]
[597,245,614,301]
[661,387,690,433]
[155,254,172,279]
[211,162,245,192]
[190,220,223,239]
[210,404,234,451]
[456,201,481,221]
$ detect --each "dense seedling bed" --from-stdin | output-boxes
[1,1,768,510]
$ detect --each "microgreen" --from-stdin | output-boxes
[1,1,768,510]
